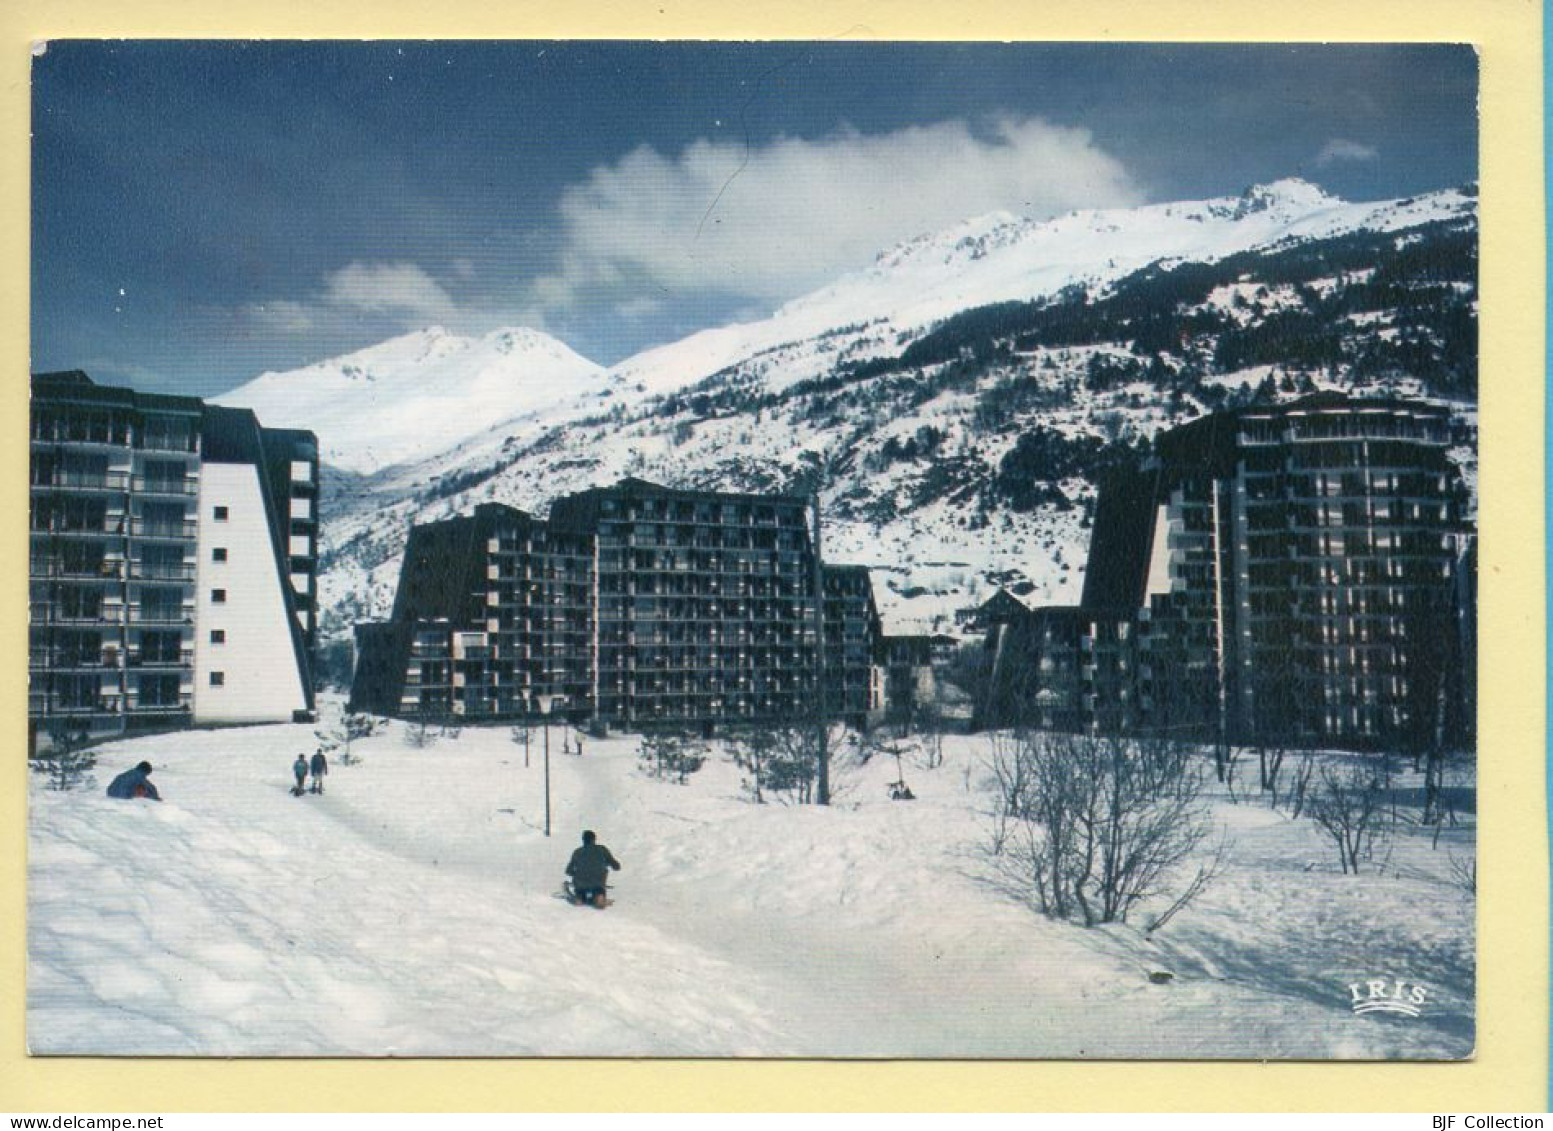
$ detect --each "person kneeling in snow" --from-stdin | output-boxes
[106,761,161,801]
[566,830,621,907]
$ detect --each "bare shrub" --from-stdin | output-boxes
[404,711,437,750]
[1446,852,1476,896]
[1308,762,1389,874]
[986,730,1220,928]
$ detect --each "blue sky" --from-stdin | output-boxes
[31,41,1478,396]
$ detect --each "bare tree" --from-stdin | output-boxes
[920,726,946,772]
[864,725,917,800]
[1258,741,1287,808]
[1283,751,1317,820]
[763,726,820,805]
[729,728,773,804]
[1308,762,1389,875]
[1222,744,1247,804]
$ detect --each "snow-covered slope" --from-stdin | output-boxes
[28,716,1474,1057]
[214,326,610,474]
[608,178,1476,397]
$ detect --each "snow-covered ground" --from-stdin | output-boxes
[28,711,1474,1058]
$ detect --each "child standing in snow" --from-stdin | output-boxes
[292,754,308,796]
[310,750,328,794]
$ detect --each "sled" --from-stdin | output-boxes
[561,880,612,909]
[291,784,306,797]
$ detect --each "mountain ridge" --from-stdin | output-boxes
[242,179,1476,662]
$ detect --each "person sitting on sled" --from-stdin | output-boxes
[292,754,308,795]
[106,761,161,801]
[565,829,621,907]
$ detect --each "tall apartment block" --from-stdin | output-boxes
[353,478,884,731]
[986,394,1474,752]
[29,371,318,746]
[349,503,595,720]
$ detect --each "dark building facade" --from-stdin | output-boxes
[822,564,885,722]
[351,503,594,720]
[354,479,884,730]
[987,395,1474,752]
[29,371,318,745]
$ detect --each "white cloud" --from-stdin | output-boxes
[614,295,666,321]
[1316,138,1379,166]
[532,115,1143,309]
[321,262,459,324]
[242,299,315,334]
[235,261,478,346]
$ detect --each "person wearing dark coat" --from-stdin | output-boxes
[565,830,621,906]
[106,761,161,801]
[309,751,328,794]
[292,755,308,795]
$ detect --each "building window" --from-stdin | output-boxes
[210,629,225,644]
[211,588,227,604]
[214,505,229,521]
[210,671,225,687]
[212,547,228,562]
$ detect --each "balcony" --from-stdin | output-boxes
[130,518,197,540]
[30,561,125,581]
[31,608,124,626]
[128,695,194,714]
[32,471,131,493]
[30,654,121,671]
[136,434,198,454]
[129,562,197,581]
[127,607,195,626]
[31,698,125,717]
[127,649,194,669]
[132,476,199,497]
[32,520,128,538]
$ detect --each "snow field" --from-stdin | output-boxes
[29,713,1473,1058]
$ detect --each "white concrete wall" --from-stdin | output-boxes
[192,463,307,723]
[1144,503,1175,599]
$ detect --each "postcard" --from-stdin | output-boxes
[22,37,1492,1071]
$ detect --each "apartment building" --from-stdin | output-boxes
[988,394,1474,752]
[349,503,594,720]
[29,371,317,746]
[353,479,884,731]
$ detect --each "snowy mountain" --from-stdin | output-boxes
[265,179,1477,655]
[607,177,1474,398]
[213,326,610,474]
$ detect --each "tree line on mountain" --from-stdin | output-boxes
[838,218,1477,399]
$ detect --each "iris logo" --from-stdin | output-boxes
[1348,977,1429,1017]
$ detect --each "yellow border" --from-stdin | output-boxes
[2,0,1544,1113]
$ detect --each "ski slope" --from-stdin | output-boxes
[28,714,1474,1058]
